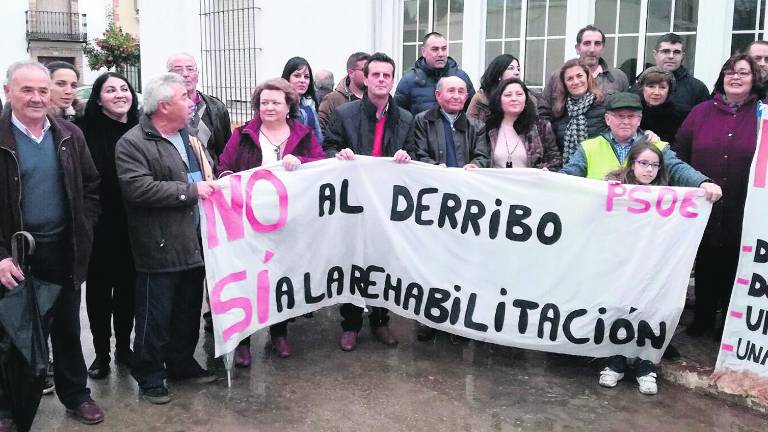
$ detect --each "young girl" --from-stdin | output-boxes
[281,56,324,143]
[602,142,668,395]
[605,142,668,186]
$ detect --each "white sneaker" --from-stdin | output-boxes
[598,367,624,388]
[637,373,658,395]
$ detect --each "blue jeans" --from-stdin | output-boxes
[606,355,656,377]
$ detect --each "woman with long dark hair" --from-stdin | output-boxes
[281,56,324,143]
[485,78,561,169]
[467,54,521,123]
[76,72,140,378]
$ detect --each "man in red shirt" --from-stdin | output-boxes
[323,52,415,351]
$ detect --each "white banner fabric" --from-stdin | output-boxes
[200,157,711,362]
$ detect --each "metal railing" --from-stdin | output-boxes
[124,63,142,93]
[26,11,87,43]
[199,0,262,125]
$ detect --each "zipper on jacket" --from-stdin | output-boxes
[0,147,25,234]
[58,134,79,281]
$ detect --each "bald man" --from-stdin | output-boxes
[414,76,489,170]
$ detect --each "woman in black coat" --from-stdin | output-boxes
[76,72,140,379]
[635,66,684,145]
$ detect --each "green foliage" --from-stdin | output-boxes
[83,19,140,73]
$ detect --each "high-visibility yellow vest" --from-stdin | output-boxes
[582,135,667,180]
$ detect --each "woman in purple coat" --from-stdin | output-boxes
[673,54,764,337]
[217,78,325,366]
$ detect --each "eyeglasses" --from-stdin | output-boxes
[635,160,661,170]
[724,70,751,78]
[657,49,683,57]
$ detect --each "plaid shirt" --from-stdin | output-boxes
[608,131,642,164]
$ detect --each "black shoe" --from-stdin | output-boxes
[169,364,217,384]
[87,356,111,379]
[662,344,681,360]
[115,347,134,367]
[42,376,55,395]
[416,324,437,342]
[141,385,171,404]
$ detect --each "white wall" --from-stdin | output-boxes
[0,2,33,85]
[138,0,377,93]
[137,0,201,88]
[257,0,376,85]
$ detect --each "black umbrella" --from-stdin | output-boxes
[0,232,61,432]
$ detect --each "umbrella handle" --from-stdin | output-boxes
[10,232,35,269]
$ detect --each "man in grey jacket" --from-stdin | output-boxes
[115,73,217,405]
[414,76,489,169]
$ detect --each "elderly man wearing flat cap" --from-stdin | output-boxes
[560,92,722,202]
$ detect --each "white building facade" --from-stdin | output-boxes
[143,1,767,121]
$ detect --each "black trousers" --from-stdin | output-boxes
[693,241,740,327]
[131,267,204,390]
[339,304,389,332]
[85,243,135,358]
[0,240,91,412]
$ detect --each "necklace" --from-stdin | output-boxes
[259,128,289,158]
[501,125,520,168]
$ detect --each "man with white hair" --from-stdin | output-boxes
[167,53,232,160]
[115,73,217,405]
[0,60,103,429]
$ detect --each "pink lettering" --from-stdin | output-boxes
[679,189,702,218]
[655,187,678,217]
[257,250,274,324]
[605,183,626,212]
[627,186,651,214]
[755,119,768,188]
[202,175,244,249]
[245,170,289,233]
[210,270,252,342]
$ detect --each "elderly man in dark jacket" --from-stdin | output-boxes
[324,52,414,352]
[395,32,476,116]
[414,76,489,169]
[115,73,217,405]
[0,60,103,428]
[167,53,232,160]
[651,33,709,117]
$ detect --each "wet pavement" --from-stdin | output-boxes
[33,295,767,432]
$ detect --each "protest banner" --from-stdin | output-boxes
[714,103,768,402]
[200,157,711,363]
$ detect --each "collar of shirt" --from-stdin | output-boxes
[376,101,389,120]
[440,109,459,125]
[11,112,51,144]
[608,130,642,148]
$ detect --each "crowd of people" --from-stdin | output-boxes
[0,24,764,430]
